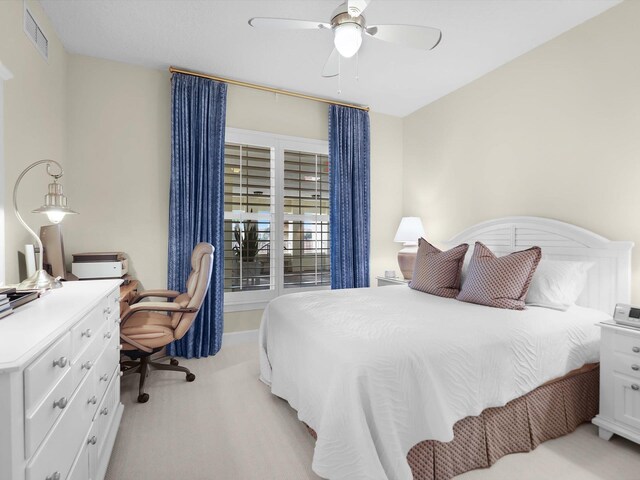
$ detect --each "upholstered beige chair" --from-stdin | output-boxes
[120,242,214,403]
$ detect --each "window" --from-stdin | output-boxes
[224,129,330,311]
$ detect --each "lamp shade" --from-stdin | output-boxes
[32,180,77,224]
[334,22,363,58]
[394,217,425,245]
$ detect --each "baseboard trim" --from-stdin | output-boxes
[222,329,259,347]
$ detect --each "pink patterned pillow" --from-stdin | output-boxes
[409,238,469,298]
[456,242,542,310]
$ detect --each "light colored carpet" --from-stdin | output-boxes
[107,344,640,480]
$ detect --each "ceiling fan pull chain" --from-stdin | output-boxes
[356,52,359,82]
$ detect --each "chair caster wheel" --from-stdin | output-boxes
[170,358,179,366]
[186,373,196,382]
[137,393,149,403]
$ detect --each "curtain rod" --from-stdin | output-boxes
[168,67,370,112]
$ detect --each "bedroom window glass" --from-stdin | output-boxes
[223,129,330,311]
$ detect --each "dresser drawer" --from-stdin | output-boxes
[94,330,120,402]
[71,322,106,392]
[107,289,121,317]
[67,430,90,480]
[24,332,72,414]
[613,330,640,358]
[92,368,121,472]
[71,305,107,361]
[26,370,96,480]
[24,368,74,458]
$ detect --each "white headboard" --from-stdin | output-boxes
[443,216,633,315]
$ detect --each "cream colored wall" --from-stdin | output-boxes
[402,0,640,301]
[369,112,404,285]
[0,0,67,284]
[64,55,171,290]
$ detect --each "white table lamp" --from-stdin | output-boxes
[394,217,425,280]
[13,160,77,290]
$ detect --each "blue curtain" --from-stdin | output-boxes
[329,105,370,289]
[167,73,227,358]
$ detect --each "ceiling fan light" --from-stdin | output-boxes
[333,23,362,58]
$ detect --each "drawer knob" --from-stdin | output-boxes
[81,361,93,371]
[633,347,640,353]
[87,435,97,445]
[633,365,640,371]
[52,357,68,368]
[632,384,639,391]
[100,407,109,416]
[52,397,68,409]
[87,395,98,405]
[46,473,61,480]
[100,373,109,382]
[81,328,92,338]
[104,331,112,339]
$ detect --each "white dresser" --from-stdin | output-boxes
[0,280,123,480]
[593,321,640,444]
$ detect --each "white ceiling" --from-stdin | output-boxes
[40,0,620,117]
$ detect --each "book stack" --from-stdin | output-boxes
[0,287,16,320]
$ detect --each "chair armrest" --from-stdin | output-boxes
[121,301,197,325]
[130,289,181,304]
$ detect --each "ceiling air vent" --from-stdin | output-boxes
[24,4,48,61]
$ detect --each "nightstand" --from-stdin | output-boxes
[593,321,640,445]
[376,276,410,287]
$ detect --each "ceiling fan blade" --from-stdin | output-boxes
[322,48,340,78]
[248,17,330,30]
[366,24,442,51]
[347,0,371,17]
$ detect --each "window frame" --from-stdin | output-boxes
[224,128,330,312]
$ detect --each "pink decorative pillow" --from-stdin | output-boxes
[409,238,469,298]
[456,242,542,310]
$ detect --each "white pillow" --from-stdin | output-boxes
[525,259,594,311]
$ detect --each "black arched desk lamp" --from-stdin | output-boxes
[13,159,77,290]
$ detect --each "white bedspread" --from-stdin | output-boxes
[259,285,608,480]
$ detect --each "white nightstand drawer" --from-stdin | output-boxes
[613,330,640,358]
[376,276,410,287]
[613,373,640,431]
[25,368,73,458]
[613,352,640,380]
[24,332,72,414]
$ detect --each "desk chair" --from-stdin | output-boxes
[120,242,214,403]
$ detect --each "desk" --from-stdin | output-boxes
[119,280,139,315]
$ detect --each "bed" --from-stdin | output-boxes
[259,217,633,480]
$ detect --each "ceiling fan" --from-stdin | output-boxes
[249,0,442,78]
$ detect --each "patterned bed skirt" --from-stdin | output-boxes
[305,364,599,480]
